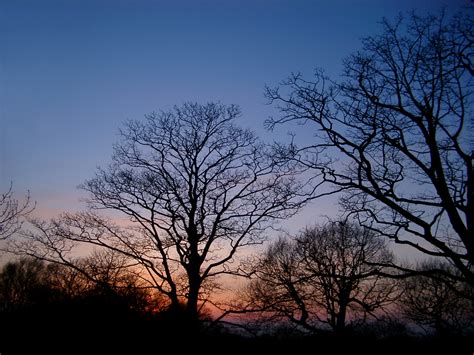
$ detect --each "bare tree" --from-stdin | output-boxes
[399,260,474,336]
[10,102,307,329]
[265,10,474,285]
[0,253,168,355]
[0,184,33,240]
[70,249,167,314]
[0,257,49,311]
[0,251,166,315]
[246,220,397,333]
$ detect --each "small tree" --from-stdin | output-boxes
[247,220,397,333]
[265,10,474,285]
[0,252,160,313]
[400,260,474,336]
[0,257,49,311]
[0,254,166,354]
[0,184,33,240]
[11,102,307,330]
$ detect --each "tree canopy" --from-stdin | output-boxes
[10,102,309,328]
[266,11,474,285]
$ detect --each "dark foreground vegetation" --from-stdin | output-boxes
[1,312,473,355]
[0,258,472,355]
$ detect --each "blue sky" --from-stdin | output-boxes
[1,0,466,222]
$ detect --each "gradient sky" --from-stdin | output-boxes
[1,0,467,233]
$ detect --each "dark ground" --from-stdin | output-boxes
[1,310,473,355]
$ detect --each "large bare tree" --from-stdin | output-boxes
[246,220,397,333]
[11,102,307,329]
[265,11,474,284]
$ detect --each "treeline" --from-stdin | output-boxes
[0,253,169,354]
[243,221,473,336]
[0,226,472,353]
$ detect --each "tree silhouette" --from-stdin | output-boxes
[0,184,33,240]
[0,254,168,354]
[10,102,307,330]
[265,11,474,285]
[0,253,163,313]
[399,260,474,336]
[0,257,50,312]
[246,220,397,333]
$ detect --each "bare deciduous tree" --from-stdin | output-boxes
[399,260,474,336]
[0,257,48,311]
[0,184,33,240]
[246,220,397,333]
[10,102,307,329]
[0,251,166,315]
[265,11,474,284]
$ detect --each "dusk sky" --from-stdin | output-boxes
[1,0,467,228]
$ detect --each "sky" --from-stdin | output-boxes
[0,0,468,238]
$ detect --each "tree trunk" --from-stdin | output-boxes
[335,288,349,334]
[335,302,347,334]
[185,264,202,334]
